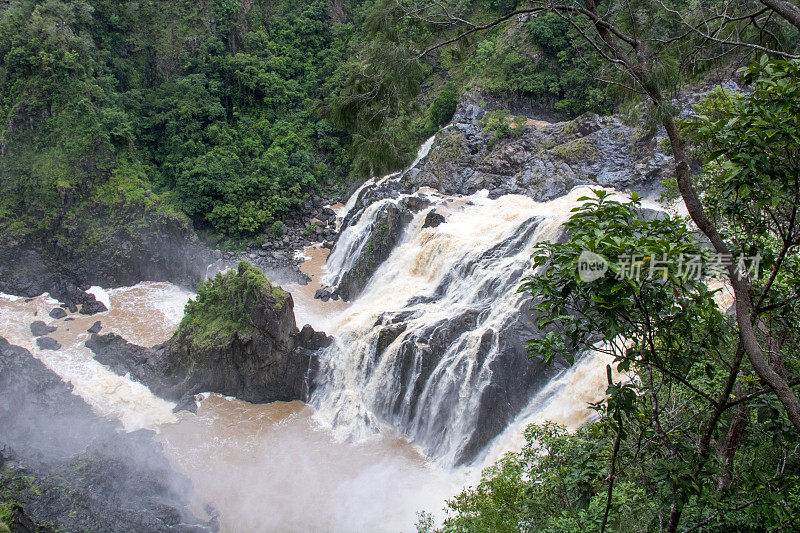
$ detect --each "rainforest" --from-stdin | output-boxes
[1,1,800,532]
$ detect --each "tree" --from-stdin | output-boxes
[402,1,800,530]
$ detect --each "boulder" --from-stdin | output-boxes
[79,300,108,315]
[314,288,331,301]
[29,321,56,337]
[422,209,446,229]
[48,308,67,319]
[87,320,102,334]
[298,324,333,350]
[35,337,61,351]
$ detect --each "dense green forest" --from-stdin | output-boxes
[0,0,609,239]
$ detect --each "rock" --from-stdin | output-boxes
[314,288,331,302]
[422,209,446,229]
[79,300,107,315]
[400,195,432,213]
[49,308,67,319]
[35,337,61,350]
[29,321,56,337]
[87,321,102,334]
[331,202,413,301]
[86,263,328,405]
[453,102,486,124]
[298,324,333,350]
[172,388,201,414]
[376,323,407,355]
[404,93,669,202]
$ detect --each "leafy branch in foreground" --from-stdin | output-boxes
[424,187,799,532]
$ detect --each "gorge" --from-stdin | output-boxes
[4,1,800,530]
[0,100,671,531]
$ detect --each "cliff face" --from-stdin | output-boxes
[0,192,210,309]
[405,92,670,201]
[87,262,330,408]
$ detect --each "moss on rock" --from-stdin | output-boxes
[177,261,288,353]
[550,137,599,164]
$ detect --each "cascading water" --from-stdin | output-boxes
[0,129,639,530]
[312,186,613,466]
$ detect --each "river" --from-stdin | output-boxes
[0,183,629,531]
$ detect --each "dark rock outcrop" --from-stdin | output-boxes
[403,91,670,202]
[334,202,412,301]
[0,196,210,312]
[0,336,212,532]
[48,308,67,319]
[29,321,56,337]
[87,263,331,408]
[35,337,61,351]
[421,209,446,229]
[314,288,332,301]
[79,300,108,315]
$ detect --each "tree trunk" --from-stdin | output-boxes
[761,0,800,31]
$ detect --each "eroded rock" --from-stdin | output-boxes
[36,337,61,351]
[87,262,329,406]
[29,321,56,337]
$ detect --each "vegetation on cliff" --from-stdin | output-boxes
[177,261,287,351]
[0,0,616,240]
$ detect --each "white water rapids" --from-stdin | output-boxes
[0,176,636,531]
[312,187,616,467]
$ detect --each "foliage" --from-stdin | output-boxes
[326,2,431,177]
[0,0,353,238]
[688,57,800,349]
[463,11,612,116]
[428,84,459,129]
[436,424,654,532]
[479,110,525,148]
[428,187,800,531]
[0,0,623,238]
[178,261,286,350]
[270,220,285,239]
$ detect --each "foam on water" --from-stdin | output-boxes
[0,285,180,430]
[311,186,622,465]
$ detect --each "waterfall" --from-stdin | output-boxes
[311,186,609,465]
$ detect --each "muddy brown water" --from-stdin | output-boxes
[0,282,460,532]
